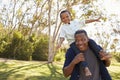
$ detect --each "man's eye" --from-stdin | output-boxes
[82,39,86,41]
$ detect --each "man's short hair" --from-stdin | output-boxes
[74,29,88,37]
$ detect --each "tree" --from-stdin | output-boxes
[0,0,120,62]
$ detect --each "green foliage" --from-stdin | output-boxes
[0,31,34,60]
[32,35,49,61]
[54,48,67,61]
[112,52,120,62]
[14,40,34,60]
[0,36,11,55]
[0,30,49,61]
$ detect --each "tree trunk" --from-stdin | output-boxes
[48,0,55,63]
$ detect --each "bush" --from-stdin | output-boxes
[113,52,120,62]
[0,31,49,61]
[0,31,34,60]
[32,35,48,61]
[0,37,10,55]
[54,48,67,61]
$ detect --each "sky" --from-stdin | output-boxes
[0,0,120,15]
[103,0,120,15]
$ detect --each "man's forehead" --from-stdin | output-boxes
[75,33,87,37]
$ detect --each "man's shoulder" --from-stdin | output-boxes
[66,47,76,56]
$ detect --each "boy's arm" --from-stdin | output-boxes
[56,37,64,49]
[85,17,101,24]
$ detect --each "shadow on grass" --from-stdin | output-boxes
[0,61,48,80]
[25,63,68,80]
[0,61,68,80]
[47,63,68,80]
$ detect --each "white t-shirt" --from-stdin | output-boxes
[59,19,85,44]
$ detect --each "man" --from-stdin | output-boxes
[63,30,112,80]
[57,9,102,77]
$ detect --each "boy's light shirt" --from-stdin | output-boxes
[59,19,85,45]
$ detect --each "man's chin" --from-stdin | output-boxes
[79,49,85,52]
[79,48,86,52]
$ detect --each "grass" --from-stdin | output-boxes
[107,59,120,80]
[0,59,68,80]
[0,58,120,80]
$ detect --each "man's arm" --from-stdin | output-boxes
[104,58,111,67]
[99,50,112,67]
[63,61,76,77]
[101,54,112,67]
[63,53,85,77]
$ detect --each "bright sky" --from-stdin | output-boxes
[103,0,120,15]
[0,0,120,15]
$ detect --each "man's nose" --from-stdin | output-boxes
[77,41,82,45]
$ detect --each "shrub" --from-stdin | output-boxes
[1,31,34,60]
[54,47,67,61]
[32,35,48,61]
[0,31,49,61]
[113,52,120,62]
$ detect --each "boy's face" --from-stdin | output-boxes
[60,12,71,24]
[75,33,89,51]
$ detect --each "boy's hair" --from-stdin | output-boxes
[60,10,71,19]
[74,29,88,37]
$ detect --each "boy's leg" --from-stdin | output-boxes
[70,42,92,76]
[70,42,88,68]
[88,39,102,53]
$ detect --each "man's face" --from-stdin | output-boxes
[60,12,71,24]
[75,33,89,51]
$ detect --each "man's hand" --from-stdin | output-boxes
[63,53,85,77]
[72,53,85,65]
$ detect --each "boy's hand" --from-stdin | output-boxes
[56,44,61,50]
[99,50,112,60]
[95,16,101,22]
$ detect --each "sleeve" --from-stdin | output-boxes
[78,19,86,29]
[88,39,102,53]
[70,42,80,54]
[59,26,66,38]
[63,48,75,68]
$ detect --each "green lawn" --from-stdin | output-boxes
[0,58,120,80]
[0,59,68,80]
